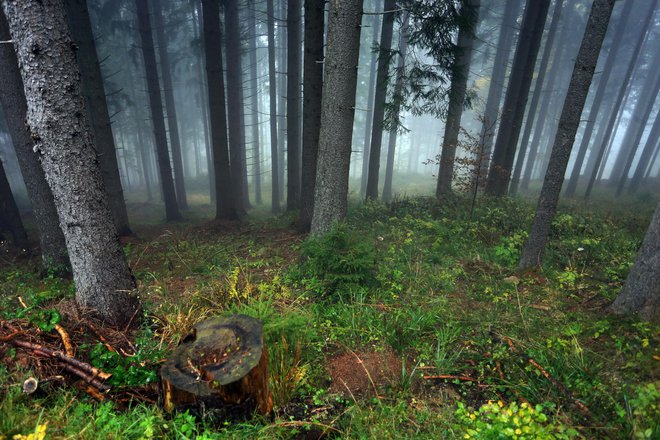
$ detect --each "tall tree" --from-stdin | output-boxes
[225,0,248,214]
[610,202,660,321]
[360,0,382,196]
[436,0,480,197]
[266,0,280,213]
[135,0,181,222]
[382,13,409,203]
[519,0,616,270]
[201,0,238,220]
[247,0,262,204]
[563,0,634,197]
[365,0,396,200]
[2,0,141,327]
[152,0,188,210]
[64,0,132,235]
[298,0,325,231]
[310,0,363,235]
[509,0,564,195]
[286,0,302,210]
[485,0,551,196]
[0,9,69,272]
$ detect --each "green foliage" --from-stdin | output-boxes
[627,382,660,439]
[493,232,528,267]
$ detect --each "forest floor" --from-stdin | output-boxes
[0,191,658,439]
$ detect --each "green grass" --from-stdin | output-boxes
[0,192,658,439]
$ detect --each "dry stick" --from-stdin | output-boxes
[12,339,111,381]
[422,374,479,383]
[0,331,23,342]
[54,324,74,356]
[85,323,118,353]
[62,364,111,393]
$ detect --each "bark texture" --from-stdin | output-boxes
[266,0,280,213]
[247,0,262,204]
[519,0,616,270]
[436,0,479,197]
[298,0,325,231]
[286,0,301,210]
[201,0,238,220]
[485,0,551,196]
[610,203,660,321]
[310,0,363,235]
[64,0,131,236]
[0,9,69,270]
[2,0,140,327]
[135,0,181,222]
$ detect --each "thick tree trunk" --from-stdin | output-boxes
[247,0,262,205]
[365,0,396,200]
[2,0,141,327]
[135,0,181,222]
[152,0,188,210]
[298,0,325,231]
[519,0,616,270]
[266,0,280,213]
[610,203,660,321]
[0,160,28,250]
[485,0,551,196]
[509,0,564,196]
[436,0,479,197]
[225,0,247,215]
[286,0,301,211]
[201,0,238,221]
[382,14,409,203]
[360,0,382,197]
[310,0,363,235]
[0,9,69,271]
[64,0,132,236]
[564,0,633,197]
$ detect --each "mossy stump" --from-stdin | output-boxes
[160,315,273,416]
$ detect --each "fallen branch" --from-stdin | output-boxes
[85,323,117,353]
[63,364,111,392]
[423,374,479,383]
[54,324,74,357]
[0,331,23,342]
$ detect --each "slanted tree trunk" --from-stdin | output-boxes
[360,0,382,197]
[628,112,660,194]
[610,203,660,321]
[135,0,181,222]
[266,0,280,213]
[225,0,247,215]
[298,0,325,231]
[0,9,69,272]
[152,0,187,210]
[509,0,564,196]
[485,0,551,196]
[2,0,141,327]
[310,0,363,235]
[365,0,396,200]
[563,0,633,197]
[519,0,616,270]
[436,0,479,197]
[64,0,132,236]
[247,0,262,205]
[0,160,28,250]
[382,14,409,203]
[286,0,301,211]
[201,0,238,221]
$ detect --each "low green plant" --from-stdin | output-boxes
[627,382,660,439]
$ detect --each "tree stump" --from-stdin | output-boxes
[161,315,273,416]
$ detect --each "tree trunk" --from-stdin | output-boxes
[365,0,396,200]
[152,0,188,210]
[298,0,325,231]
[135,0,181,222]
[485,0,551,196]
[0,160,28,250]
[201,0,238,220]
[286,0,301,211]
[2,0,141,327]
[628,112,660,194]
[64,0,132,236]
[277,0,287,202]
[225,0,247,215]
[0,9,69,272]
[247,0,262,205]
[519,0,616,270]
[266,0,280,213]
[509,0,564,196]
[563,0,633,197]
[436,0,480,197]
[610,203,660,321]
[382,14,409,203]
[310,0,363,235]
[360,0,382,197]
